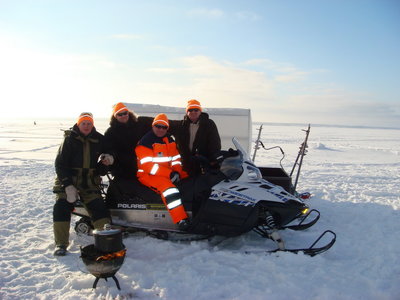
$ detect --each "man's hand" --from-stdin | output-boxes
[65,185,79,203]
[100,154,114,166]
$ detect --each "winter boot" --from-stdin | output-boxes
[178,218,191,231]
[53,245,67,256]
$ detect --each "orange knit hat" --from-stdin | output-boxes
[112,102,129,117]
[152,113,169,128]
[186,99,202,112]
[77,112,94,126]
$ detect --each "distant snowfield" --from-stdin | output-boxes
[0,119,399,300]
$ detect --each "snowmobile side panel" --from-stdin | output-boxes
[190,197,259,236]
[110,209,190,231]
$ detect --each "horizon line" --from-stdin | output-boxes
[3,117,399,131]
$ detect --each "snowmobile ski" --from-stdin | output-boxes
[245,230,336,257]
[281,209,320,231]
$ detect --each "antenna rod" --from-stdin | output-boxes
[252,124,263,162]
[291,124,311,191]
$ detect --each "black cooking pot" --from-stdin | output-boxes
[93,227,124,253]
[81,244,125,278]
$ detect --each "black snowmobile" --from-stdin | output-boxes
[73,134,336,257]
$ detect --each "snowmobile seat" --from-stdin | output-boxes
[105,171,227,215]
[105,177,163,208]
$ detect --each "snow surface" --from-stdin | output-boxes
[1,119,399,300]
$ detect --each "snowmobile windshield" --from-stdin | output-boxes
[232,137,251,162]
[220,154,243,180]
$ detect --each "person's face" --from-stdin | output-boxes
[187,109,201,123]
[152,124,168,137]
[78,121,94,136]
[115,110,129,124]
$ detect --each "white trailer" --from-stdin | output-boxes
[126,103,252,154]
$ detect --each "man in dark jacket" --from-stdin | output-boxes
[52,112,113,256]
[104,102,153,180]
[170,99,222,176]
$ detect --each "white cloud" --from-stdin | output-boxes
[0,34,397,127]
[147,67,178,74]
[180,56,274,99]
[235,11,261,21]
[137,56,399,127]
[275,72,308,83]
[243,58,309,74]
[135,55,275,109]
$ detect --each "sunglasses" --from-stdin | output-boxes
[116,111,128,117]
[154,124,168,130]
[188,109,199,112]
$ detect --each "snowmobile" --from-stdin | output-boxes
[73,134,336,257]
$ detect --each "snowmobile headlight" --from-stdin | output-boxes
[301,208,309,215]
[246,166,262,180]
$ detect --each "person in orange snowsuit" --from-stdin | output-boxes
[135,113,191,230]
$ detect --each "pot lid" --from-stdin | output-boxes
[93,228,121,236]
[93,224,121,236]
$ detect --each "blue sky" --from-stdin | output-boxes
[0,0,399,127]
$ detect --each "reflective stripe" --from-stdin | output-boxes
[167,199,182,209]
[150,164,159,175]
[171,161,181,166]
[137,169,144,173]
[172,154,181,160]
[140,157,153,164]
[153,157,172,163]
[163,188,179,197]
[141,156,172,164]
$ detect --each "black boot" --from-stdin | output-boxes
[178,219,191,231]
[53,245,67,256]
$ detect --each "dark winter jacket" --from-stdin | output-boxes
[170,112,221,175]
[54,124,109,191]
[104,116,153,179]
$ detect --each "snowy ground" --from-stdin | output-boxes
[0,119,399,300]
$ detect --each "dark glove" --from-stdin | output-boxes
[192,155,210,174]
[170,171,180,183]
[221,148,239,158]
[210,151,224,167]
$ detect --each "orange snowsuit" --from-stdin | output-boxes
[135,131,189,223]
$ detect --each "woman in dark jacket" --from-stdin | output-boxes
[104,102,153,180]
[53,112,113,256]
[170,99,222,176]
